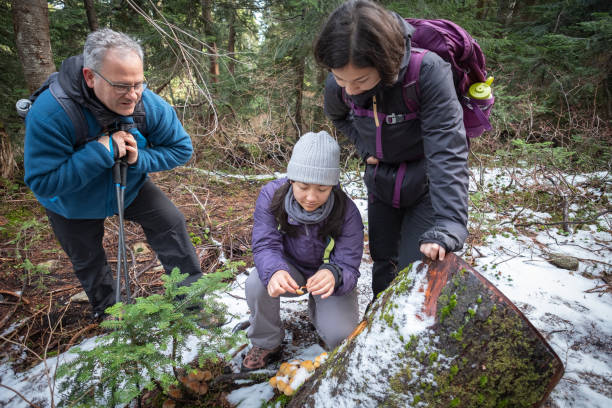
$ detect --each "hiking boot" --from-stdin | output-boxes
[241,345,282,372]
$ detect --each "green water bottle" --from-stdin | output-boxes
[468,77,494,100]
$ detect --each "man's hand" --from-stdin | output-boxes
[98,131,138,164]
[420,242,446,261]
[267,270,299,297]
[306,269,335,299]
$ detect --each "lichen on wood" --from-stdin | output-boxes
[288,254,563,408]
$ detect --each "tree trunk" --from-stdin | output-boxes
[289,254,564,408]
[201,0,219,83]
[475,0,490,20]
[496,0,517,26]
[84,0,99,31]
[0,128,17,179]
[11,0,56,93]
[293,56,305,135]
[227,10,236,75]
[313,67,327,126]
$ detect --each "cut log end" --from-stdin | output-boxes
[289,254,564,408]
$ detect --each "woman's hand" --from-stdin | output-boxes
[306,269,335,299]
[366,156,379,165]
[267,270,299,297]
[420,242,446,261]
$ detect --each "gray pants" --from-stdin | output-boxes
[245,263,359,350]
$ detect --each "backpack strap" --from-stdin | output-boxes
[401,48,428,115]
[48,77,90,149]
[131,102,147,135]
[323,236,335,264]
[392,162,408,208]
[339,49,428,161]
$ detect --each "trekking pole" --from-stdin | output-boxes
[112,141,131,304]
[119,159,131,303]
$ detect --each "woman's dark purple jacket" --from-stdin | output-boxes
[252,178,364,296]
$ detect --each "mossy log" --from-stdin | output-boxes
[289,254,564,408]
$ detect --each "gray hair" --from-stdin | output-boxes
[83,28,144,71]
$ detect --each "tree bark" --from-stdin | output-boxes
[293,56,305,135]
[289,254,564,407]
[84,0,99,31]
[201,0,219,83]
[313,67,327,126]
[496,0,517,26]
[227,10,236,75]
[475,0,490,20]
[0,128,17,179]
[11,0,56,93]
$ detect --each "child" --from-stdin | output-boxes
[242,131,364,371]
[314,0,469,300]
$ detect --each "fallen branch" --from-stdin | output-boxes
[0,290,30,304]
[223,291,246,301]
[515,209,611,228]
[0,284,27,331]
[65,323,98,351]
[0,383,42,408]
[584,284,611,294]
[210,369,274,388]
[49,285,79,295]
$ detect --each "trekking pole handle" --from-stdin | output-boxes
[111,138,129,186]
[120,160,128,187]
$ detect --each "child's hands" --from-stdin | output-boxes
[306,269,335,299]
[267,270,299,297]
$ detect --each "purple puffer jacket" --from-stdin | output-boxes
[252,178,364,296]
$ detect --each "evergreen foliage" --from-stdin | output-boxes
[3,0,610,169]
[55,265,245,407]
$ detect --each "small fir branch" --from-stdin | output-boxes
[56,264,246,407]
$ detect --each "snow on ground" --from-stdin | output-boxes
[1,168,610,407]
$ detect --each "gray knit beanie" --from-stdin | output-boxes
[287,131,340,186]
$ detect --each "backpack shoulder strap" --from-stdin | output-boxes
[402,48,428,114]
[30,72,57,101]
[48,77,89,149]
[131,103,147,135]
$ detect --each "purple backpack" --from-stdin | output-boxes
[407,18,493,139]
[345,18,494,142]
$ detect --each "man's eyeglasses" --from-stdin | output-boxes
[93,70,147,95]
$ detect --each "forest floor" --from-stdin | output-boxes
[0,164,610,407]
[0,167,260,369]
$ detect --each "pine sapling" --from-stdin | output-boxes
[56,264,246,407]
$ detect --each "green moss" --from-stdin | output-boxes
[383,312,395,327]
[385,267,561,408]
[479,374,488,388]
[450,325,464,341]
[439,293,458,322]
[323,258,560,408]
[449,364,459,381]
[389,366,412,394]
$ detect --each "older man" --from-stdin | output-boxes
[24,29,201,320]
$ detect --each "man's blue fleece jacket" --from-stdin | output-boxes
[24,89,192,219]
